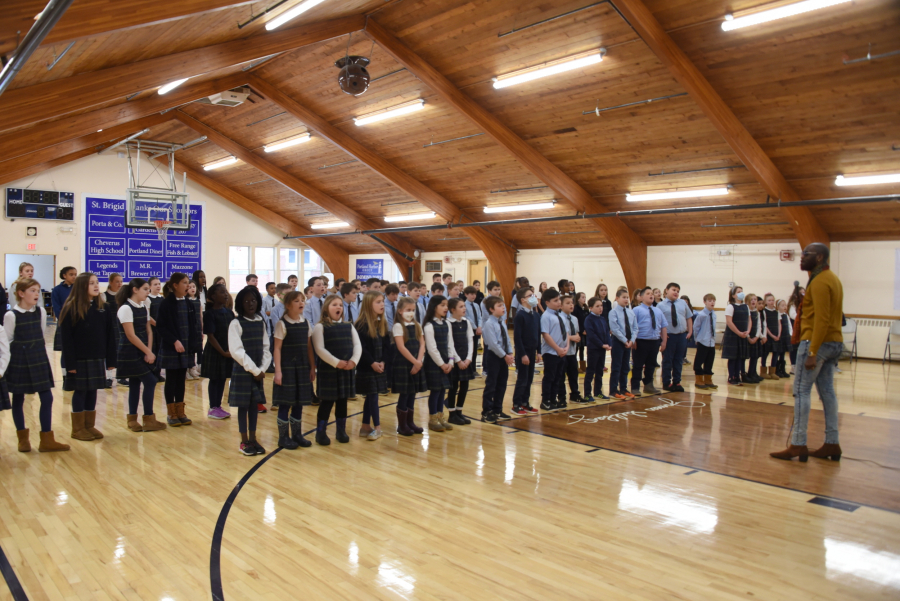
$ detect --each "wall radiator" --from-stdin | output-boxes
[853,319,893,361]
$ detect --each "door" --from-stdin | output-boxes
[469,260,489,286]
[5,253,56,291]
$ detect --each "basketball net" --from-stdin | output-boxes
[154,220,171,241]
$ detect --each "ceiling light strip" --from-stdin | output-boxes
[483,201,556,213]
[722,0,852,31]
[493,49,605,89]
[203,156,238,171]
[264,133,311,152]
[310,221,350,229]
[835,173,900,186]
[626,187,730,202]
[266,0,329,30]
[354,100,425,126]
[383,211,436,223]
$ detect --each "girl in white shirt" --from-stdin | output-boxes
[422,295,459,433]
[228,286,271,456]
[391,297,427,436]
[311,295,361,446]
[446,298,474,426]
[272,291,315,449]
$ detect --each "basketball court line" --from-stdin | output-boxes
[0,540,29,601]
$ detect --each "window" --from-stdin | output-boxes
[254,247,275,295]
[228,246,249,293]
[303,249,333,288]
[280,248,299,286]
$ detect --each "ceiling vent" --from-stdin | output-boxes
[194,88,251,107]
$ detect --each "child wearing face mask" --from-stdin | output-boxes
[391,297,427,436]
[228,286,271,456]
[722,285,751,386]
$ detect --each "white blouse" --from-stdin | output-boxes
[274,314,312,340]
[3,304,47,343]
[227,315,272,376]
[423,317,459,366]
[311,323,362,368]
[0,326,9,376]
[117,298,146,324]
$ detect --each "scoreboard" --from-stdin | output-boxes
[6,188,75,221]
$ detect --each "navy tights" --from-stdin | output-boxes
[12,390,54,432]
[207,378,227,409]
[276,404,303,420]
[237,406,259,433]
[362,393,380,427]
[128,373,158,415]
[427,389,445,415]
[397,393,416,412]
[71,390,98,413]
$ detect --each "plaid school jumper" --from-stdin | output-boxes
[273,319,312,406]
[158,300,194,369]
[424,320,451,391]
[188,298,203,353]
[450,319,475,384]
[7,309,54,394]
[392,324,427,394]
[722,304,751,360]
[117,304,152,379]
[763,309,782,353]
[355,328,388,396]
[201,308,235,380]
[749,310,761,360]
[316,322,356,401]
[228,318,266,408]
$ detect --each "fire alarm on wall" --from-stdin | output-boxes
[780,250,795,261]
[26,226,37,237]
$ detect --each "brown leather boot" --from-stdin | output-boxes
[142,414,167,431]
[38,431,70,452]
[126,414,142,432]
[765,366,778,380]
[70,412,96,441]
[174,402,192,426]
[17,429,31,452]
[695,374,709,389]
[166,403,182,427]
[809,443,842,461]
[770,444,808,462]
[705,375,718,389]
[83,410,103,439]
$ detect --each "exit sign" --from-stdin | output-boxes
[26,243,36,251]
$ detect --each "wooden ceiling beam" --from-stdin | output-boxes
[0,146,96,187]
[365,18,648,291]
[161,158,350,282]
[0,1,257,56]
[249,74,517,297]
[612,0,830,248]
[0,113,173,184]
[0,72,247,163]
[0,15,366,134]
[173,110,418,280]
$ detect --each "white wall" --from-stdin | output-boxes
[1,152,308,290]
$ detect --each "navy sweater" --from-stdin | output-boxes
[513,308,541,357]
[585,312,612,350]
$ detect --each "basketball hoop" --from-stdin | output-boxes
[153,220,171,241]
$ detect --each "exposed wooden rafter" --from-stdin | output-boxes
[249,74,518,298]
[364,18,649,290]
[173,110,420,280]
[0,15,366,134]
[612,0,830,248]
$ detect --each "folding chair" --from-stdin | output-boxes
[885,320,900,364]
[840,318,858,362]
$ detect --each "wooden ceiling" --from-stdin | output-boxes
[1,0,898,263]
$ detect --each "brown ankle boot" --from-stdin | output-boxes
[770,444,808,462]
[70,412,96,441]
[175,402,192,426]
[438,411,454,430]
[38,431,70,452]
[809,443,842,461]
[17,429,31,452]
[166,403,182,427]
[126,414,142,432]
[142,414,167,431]
[764,366,778,380]
[695,374,708,389]
[84,410,103,439]
[428,414,445,432]
[705,375,718,389]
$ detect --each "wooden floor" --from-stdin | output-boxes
[2,342,900,600]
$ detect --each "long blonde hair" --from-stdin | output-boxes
[59,272,104,323]
[396,297,422,342]
[357,290,387,338]
[318,294,345,327]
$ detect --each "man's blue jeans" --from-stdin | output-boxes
[791,340,843,446]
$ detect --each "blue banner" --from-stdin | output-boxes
[355,259,383,279]
[83,196,203,282]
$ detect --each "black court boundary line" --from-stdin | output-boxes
[0,541,28,601]
[208,387,488,601]
[491,405,900,516]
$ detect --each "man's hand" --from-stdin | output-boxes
[804,354,817,369]
[505,354,514,366]
[521,355,530,366]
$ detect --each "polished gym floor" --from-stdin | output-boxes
[1,337,899,600]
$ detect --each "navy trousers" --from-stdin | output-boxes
[661,332,688,386]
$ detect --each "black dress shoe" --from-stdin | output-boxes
[671,384,685,392]
[105,378,113,389]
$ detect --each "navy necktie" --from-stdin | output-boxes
[623,308,632,340]
[671,303,677,328]
[649,306,656,331]
[499,317,509,351]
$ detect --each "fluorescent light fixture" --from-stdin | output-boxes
[266,0,329,30]
[492,50,605,89]
[626,187,730,202]
[203,156,238,171]
[310,221,350,229]
[383,211,436,223]
[483,201,556,213]
[835,173,900,186]
[158,77,190,95]
[722,0,851,31]
[264,133,311,152]
[354,100,425,126]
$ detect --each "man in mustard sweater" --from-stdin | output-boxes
[771,243,844,463]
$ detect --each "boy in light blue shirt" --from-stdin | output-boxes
[480,296,514,422]
[608,289,638,399]
[692,293,718,391]
[539,289,569,411]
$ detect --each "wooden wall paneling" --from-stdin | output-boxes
[0,0,257,56]
[249,75,518,298]
[0,15,366,133]
[0,73,247,163]
[365,18,648,291]
[0,113,173,184]
[161,158,350,281]
[612,0,831,249]
[172,110,419,280]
